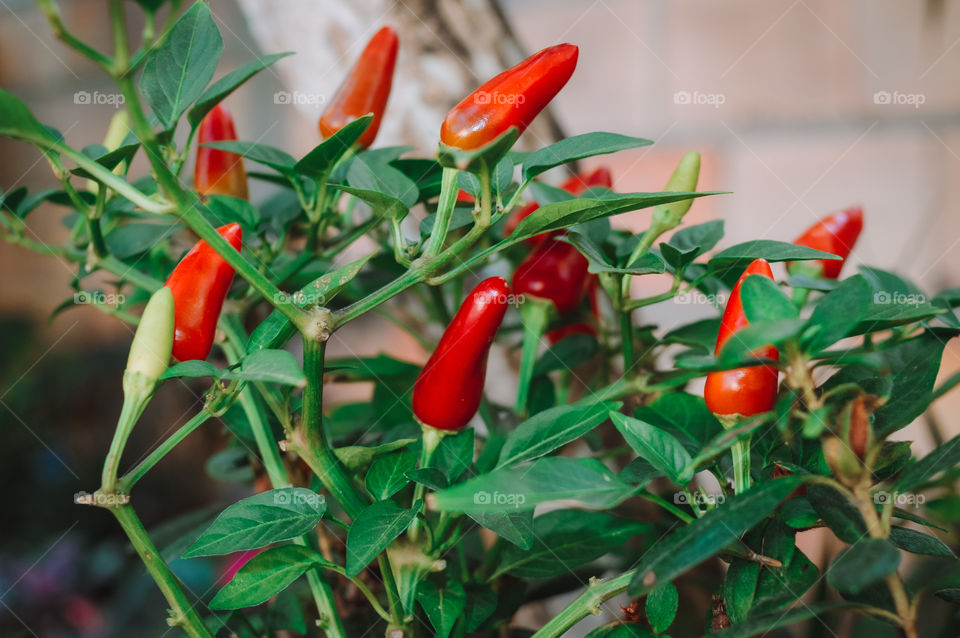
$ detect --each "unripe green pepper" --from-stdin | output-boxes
[124,286,175,387]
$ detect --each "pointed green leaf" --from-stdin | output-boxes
[210,544,335,610]
[345,500,418,576]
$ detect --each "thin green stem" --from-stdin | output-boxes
[515,300,551,415]
[637,490,694,524]
[37,0,113,70]
[111,505,214,638]
[409,426,445,541]
[425,167,458,256]
[531,570,634,638]
[619,307,635,371]
[100,381,152,494]
[298,338,369,517]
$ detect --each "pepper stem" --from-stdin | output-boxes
[515,299,552,416]
[409,424,447,542]
[100,372,154,494]
[718,413,750,494]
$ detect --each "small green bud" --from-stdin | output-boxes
[125,287,174,385]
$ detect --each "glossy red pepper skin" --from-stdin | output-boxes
[412,277,510,431]
[512,239,591,315]
[505,167,612,243]
[165,223,242,362]
[704,259,780,416]
[791,206,863,279]
[440,44,578,151]
[318,26,398,149]
[195,104,248,200]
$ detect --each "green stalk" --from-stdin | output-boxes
[425,167,459,256]
[111,504,214,638]
[408,425,446,541]
[531,570,635,638]
[619,306,635,371]
[100,389,152,494]
[718,414,750,494]
[299,338,368,518]
[515,300,551,416]
[221,340,346,638]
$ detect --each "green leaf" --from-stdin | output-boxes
[493,510,647,579]
[335,439,417,472]
[806,483,866,544]
[511,191,716,243]
[210,544,334,610]
[232,349,305,387]
[437,127,519,174]
[201,141,296,173]
[247,308,297,354]
[826,538,900,594]
[610,412,694,485]
[873,330,951,436]
[430,457,637,513]
[417,579,466,638]
[801,275,872,353]
[433,428,475,483]
[646,581,679,634]
[628,477,803,594]
[106,222,180,258]
[183,489,325,557]
[715,319,805,366]
[295,114,373,179]
[463,584,498,631]
[366,450,417,501]
[532,333,600,376]
[522,132,653,180]
[0,89,58,144]
[188,53,293,127]
[345,500,418,576]
[161,360,221,380]
[204,194,261,233]
[564,232,665,275]
[666,220,724,261]
[889,525,954,557]
[740,275,797,322]
[465,510,534,549]
[496,401,619,468]
[899,433,960,492]
[636,392,723,449]
[345,151,419,207]
[724,559,759,623]
[710,240,840,267]
[140,3,224,128]
[332,185,408,221]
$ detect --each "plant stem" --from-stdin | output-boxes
[298,338,369,518]
[515,300,550,415]
[37,0,113,70]
[619,307,635,371]
[111,504,214,638]
[100,384,152,494]
[637,490,694,524]
[408,425,445,541]
[531,570,635,638]
[425,167,458,256]
[852,485,918,638]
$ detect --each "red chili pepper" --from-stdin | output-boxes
[512,239,591,314]
[165,223,243,362]
[791,206,863,279]
[195,104,248,200]
[440,44,578,151]
[318,26,398,149]
[411,277,510,431]
[704,259,780,416]
[504,166,613,243]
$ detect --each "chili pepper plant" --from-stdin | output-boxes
[3,3,960,637]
